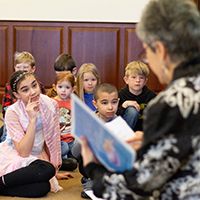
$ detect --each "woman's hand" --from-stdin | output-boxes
[126,131,144,151]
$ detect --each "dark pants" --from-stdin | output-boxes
[0,159,55,197]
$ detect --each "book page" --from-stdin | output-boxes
[85,190,104,200]
[105,116,134,141]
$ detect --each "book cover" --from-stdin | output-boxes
[71,94,136,172]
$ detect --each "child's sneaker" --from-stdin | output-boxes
[81,178,93,199]
[81,176,88,184]
[60,158,78,171]
[81,190,91,199]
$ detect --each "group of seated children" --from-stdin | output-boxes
[0,50,154,199]
[1,0,199,199]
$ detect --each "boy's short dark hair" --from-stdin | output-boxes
[54,53,76,72]
[94,83,118,101]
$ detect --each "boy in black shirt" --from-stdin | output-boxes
[117,61,156,131]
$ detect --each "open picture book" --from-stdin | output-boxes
[71,94,136,172]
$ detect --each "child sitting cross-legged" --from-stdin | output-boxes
[0,71,73,197]
[76,63,100,112]
[78,83,143,199]
[47,53,77,98]
[117,61,156,131]
[49,72,79,171]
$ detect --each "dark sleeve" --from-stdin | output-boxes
[147,90,156,101]
[142,86,157,103]
[126,99,193,193]
[117,89,126,116]
[84,163,110,198]
[85,162,140,199]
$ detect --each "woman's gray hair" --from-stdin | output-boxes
[136,0,200,62]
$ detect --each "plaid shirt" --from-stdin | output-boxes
[2,83,16,118]
[2,82,46,118]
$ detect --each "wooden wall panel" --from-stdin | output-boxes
[0,26,8,86]
[125,28,143,63]
[0,26,9,100]
[124,28,163,92]
[14,26,64,87]
[69,27,120,87]
[0,21,162,104]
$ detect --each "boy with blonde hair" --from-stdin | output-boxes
[14,51,36,72]
[2,51,41,117]
[117,61,156,131]
[1,51,45,142]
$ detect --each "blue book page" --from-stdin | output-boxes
[71,94,136,172]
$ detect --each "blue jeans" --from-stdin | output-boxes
[61,139,80,159]
[122,106,139,130]
[61,141,74,159]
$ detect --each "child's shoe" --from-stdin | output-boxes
[81,178,93,199]
[60,158,78,171]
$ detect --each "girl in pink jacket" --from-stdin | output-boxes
[0,71,69,197]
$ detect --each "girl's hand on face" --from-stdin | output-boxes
[26,97,40,119]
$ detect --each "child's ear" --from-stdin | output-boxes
[92,99,97,109]
[31,66,36,73]
[144,77,148,85]
[72,86,75,93]
[123,76,128,84]
[72,67,77,76]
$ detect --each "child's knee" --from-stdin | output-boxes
[125,106,139,117]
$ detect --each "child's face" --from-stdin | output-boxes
[124,73,147,95]
[83,72,98,94]
[55,80,74,100]
[93,92,119,122]
[14,75,40,105]
[14,62,35,73]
